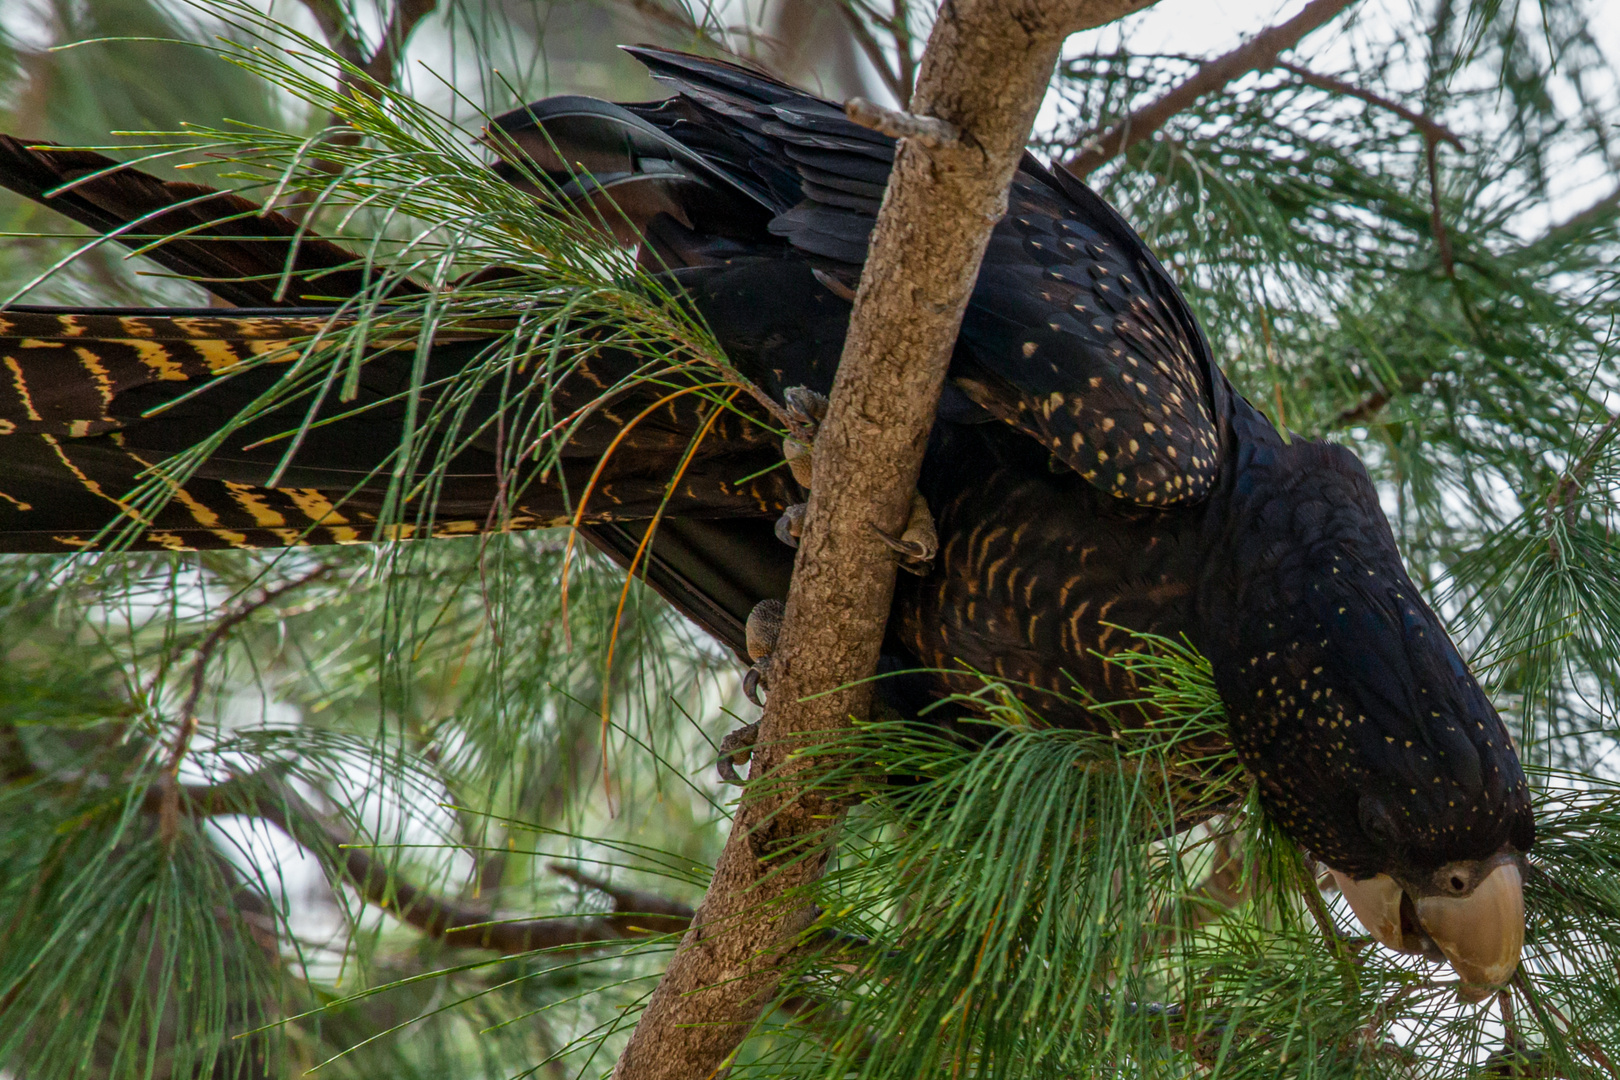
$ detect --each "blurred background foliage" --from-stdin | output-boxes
[2,0,1620,1075]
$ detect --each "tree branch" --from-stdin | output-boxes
[1064,0,1357,177]
[615,0,713,41]
[1544,409,1620,565]
[157,566,332,843]
[291,0,366,67]
[361,0,440,86]
[1333,387,1391,427]
[610,0,1159,1075]
[1275,62,1462,149]
[835,1,911,105]
[1530,185,1620,255]
[150,776,693,953]
[845,97,960,146]
[1329,371,1435,429]
[293,0,439,92]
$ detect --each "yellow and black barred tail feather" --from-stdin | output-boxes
[0,306,794,554]
[0,139,797,655]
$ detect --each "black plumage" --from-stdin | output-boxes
[0,47,1531,989]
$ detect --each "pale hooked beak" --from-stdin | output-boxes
[1328,862,1524,1002]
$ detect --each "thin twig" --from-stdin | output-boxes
[891,0,916,104]
[158,565,333,843]
[845,97,960,147]
[1064,0,1358,177]
[285,0,441,213]
[1499,988,1521,1048]
[1275,62,1463,149]
[1299,858,1358,995]
[1545,409,1620,564]
[290,0,365,66]
[293,0,440,93]
[1532,185,1620,254]
[615,0,708,39]
[1330,369,1442,428]
[420,744,507,908]
[1513,971,1620,1079]
[836,4,909,106]
[1425,135,1456,280]
[1333,387,1391,427]
[548,863,694,936]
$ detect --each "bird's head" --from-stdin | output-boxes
[1199,418,1534,1000]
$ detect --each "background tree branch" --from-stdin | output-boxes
[289,0,441,173]
[157,566,333,842]
[1275,61,1462,149]
[148,776,693,953]
[610,0,1159,1075]
[1530,185,1620,256]
[1064,0,1357,177]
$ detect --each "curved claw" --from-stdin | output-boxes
[743,600,783,708]
[872,526,933,562]
[775,504,806,548]
[871,492,937,574]
[743,665,766,707]
[783,386,828,430]
[717,721,760,785]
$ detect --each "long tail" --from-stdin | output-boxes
[0,138,794,655]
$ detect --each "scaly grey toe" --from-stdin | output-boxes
[872,491,938,574]
[717,721,760,785]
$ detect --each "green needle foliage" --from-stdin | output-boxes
[2,0,1620,1076]
[45,8,762,553]
[1042,0,1620,777]
[735,647,1620,1078]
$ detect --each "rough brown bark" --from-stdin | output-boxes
[609,1,1158,1077]
[1064,0,1357,177]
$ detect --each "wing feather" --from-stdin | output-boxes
[609,48,1229,506]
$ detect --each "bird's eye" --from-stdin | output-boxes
[1449,874,1467,893]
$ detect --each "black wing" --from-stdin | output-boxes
[952,166,1227,506]
[499,48,1229,507]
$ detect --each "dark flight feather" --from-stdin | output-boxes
[0,136,409,307]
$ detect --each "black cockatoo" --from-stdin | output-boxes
[0,46,1531,996]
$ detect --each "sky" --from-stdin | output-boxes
[1077,0,1617,64]
[1054,0,1619,228]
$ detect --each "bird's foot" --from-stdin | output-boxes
[776,389,933,574]
[784,385,828,434]
[782,386,827,489]
[775,503,807,548]
[742,598,785,707]
[717,721,759,785]
[742,659,774,707]
[872,491,937,575]
[776,387,826,547]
